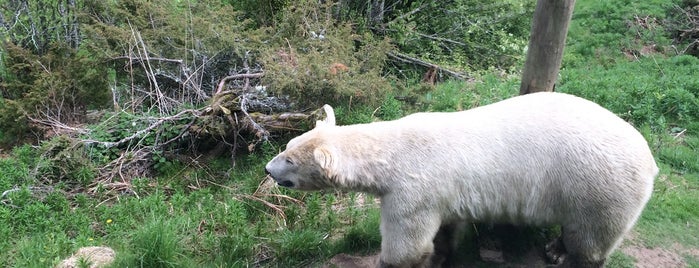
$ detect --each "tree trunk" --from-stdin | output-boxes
[519,0,576,95]
[369,0,385,32]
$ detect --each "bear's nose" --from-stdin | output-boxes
[265,168,271,176]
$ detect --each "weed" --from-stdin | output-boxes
[215,233,255,266]
[378,94,404,120]
[334,105,375,125]
[129,217,184,268]
[332,207,381,254]
[274,229,331,266]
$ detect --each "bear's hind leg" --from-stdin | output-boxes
[545,235,566,265]
[378,210,442,268]
[559,224,622,268]
[431,222,468,267]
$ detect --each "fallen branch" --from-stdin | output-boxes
[83,109,200,148]
[28,115,89,136]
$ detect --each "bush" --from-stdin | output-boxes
[0,44,110,146]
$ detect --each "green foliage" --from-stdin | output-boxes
[274,229,330,265]
[333,105,376,125]
[0,145,33,187]
[559,55,699,129]
[261,0,394,107]
[80,0,260,113]
[566,0,678,67]
[0,0,81,55]
[659,140,699,174]
[36,136,97,187]
[227,0,290,27]
[377,94,404,120]
[0,43,110,146]
[385,0,534,71]
[638,171,699,248]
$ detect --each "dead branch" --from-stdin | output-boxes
[215,73,265,94]
[111,55,184,64]
[239,94,269,141]
[415,32,467,46]
[387,51,468,80]
[385,0,444,27]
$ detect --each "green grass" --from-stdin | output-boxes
[607,251,637,268]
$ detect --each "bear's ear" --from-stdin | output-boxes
[313,145,336,176]
[315,104,336,128]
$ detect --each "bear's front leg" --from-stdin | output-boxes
[378,207,442,268]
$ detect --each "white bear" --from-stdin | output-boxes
[265,92,658,268]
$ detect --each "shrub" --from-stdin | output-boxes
[0,44,110,146]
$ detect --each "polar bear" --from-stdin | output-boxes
[265,92,657,268]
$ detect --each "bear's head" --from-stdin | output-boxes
[265,105,338,191]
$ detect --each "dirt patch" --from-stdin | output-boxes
[621,233,699,268]
[673,242,699,259]
[622,244,686,268]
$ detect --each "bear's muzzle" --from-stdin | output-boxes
[265,167,295,188]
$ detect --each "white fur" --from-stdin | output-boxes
[265,92,657,267]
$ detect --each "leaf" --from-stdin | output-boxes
[219,105,231,115]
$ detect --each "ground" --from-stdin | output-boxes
[323,234,699,268]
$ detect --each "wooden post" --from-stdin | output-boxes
[519,0,576,95]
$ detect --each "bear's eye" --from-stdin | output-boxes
[285,158,295,165]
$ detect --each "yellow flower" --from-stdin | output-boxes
[106,219,113,224]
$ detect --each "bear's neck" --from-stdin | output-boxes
[328,124,417,195]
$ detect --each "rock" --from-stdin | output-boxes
[56,246,115,268]
[324,253,379,268]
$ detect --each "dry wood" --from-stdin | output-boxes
[519,0,576,94]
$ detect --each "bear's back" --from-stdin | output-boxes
[375,92,656,224]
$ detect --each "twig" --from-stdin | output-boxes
[1,186,54,208]
[673,128,687,139]
[415,32,467,46]
[28,110,89,135]
[1,187,21,199]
